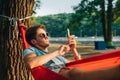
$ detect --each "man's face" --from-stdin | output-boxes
[34,28,50,48]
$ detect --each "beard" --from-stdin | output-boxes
[38,41,50,49]
[43,43,49,48]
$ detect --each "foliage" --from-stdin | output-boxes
[114,0,120,18]
[31,12,120,37]
[33,13,72,37]
[33,0,41,14]
[68,0,102,36]
[31,0,120,38]
[67,0,120,47]
[32,13,102,37]
[114,0,120,26]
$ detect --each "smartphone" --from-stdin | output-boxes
[67,28,70,37]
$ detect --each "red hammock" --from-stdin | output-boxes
[19,23,120,80]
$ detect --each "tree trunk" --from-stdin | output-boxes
[0,0,34,80]
[107,0,113,46]
[100,0,108,42]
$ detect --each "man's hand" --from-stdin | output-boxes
[58,45,70,56]
[67,35,81,60]
[68,35,76,50]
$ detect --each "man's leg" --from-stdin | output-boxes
[59,65,120,80]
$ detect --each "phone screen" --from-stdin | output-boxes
[67,28,70,37]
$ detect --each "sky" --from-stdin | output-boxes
[35,0,80,16]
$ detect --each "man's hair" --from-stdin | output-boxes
[25,24,46,46]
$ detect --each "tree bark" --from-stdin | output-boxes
[100,0,108,42]
[100,0,114,47]
[107,0,113,46]
[0,0,34,80]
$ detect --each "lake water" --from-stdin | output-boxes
[49,36,120,46]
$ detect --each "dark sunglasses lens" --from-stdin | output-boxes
[41,34,46,38]
[41,33,48,38]
[46,33,48,36]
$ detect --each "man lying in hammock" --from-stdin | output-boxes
[23,24,120,80]
[23,24,81,72]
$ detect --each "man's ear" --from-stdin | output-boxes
[31,39,37,45]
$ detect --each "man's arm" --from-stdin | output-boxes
[24,51,60,69]
[71,48,81,60]
[68,35,81,60]
[24,45,70,69]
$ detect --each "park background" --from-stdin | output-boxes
[0,0,120,80]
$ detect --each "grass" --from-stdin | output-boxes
[48,42,118,60]
[48,43,96,60]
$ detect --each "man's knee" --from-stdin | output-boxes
[68,68,84,80]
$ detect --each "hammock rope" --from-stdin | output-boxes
[0,14,34,27]
[0,14,34,40]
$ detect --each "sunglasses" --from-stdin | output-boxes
[39,32,49,38]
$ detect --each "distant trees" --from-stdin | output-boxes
[113,0,120,36]
[114,0,120,24]
[68,0,119,47]
[35,13,72,37]
[32,0,120,48]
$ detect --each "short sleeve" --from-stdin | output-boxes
[23,48,35,56]
[57,56,68,64]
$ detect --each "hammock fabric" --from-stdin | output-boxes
[19,23,120,80]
